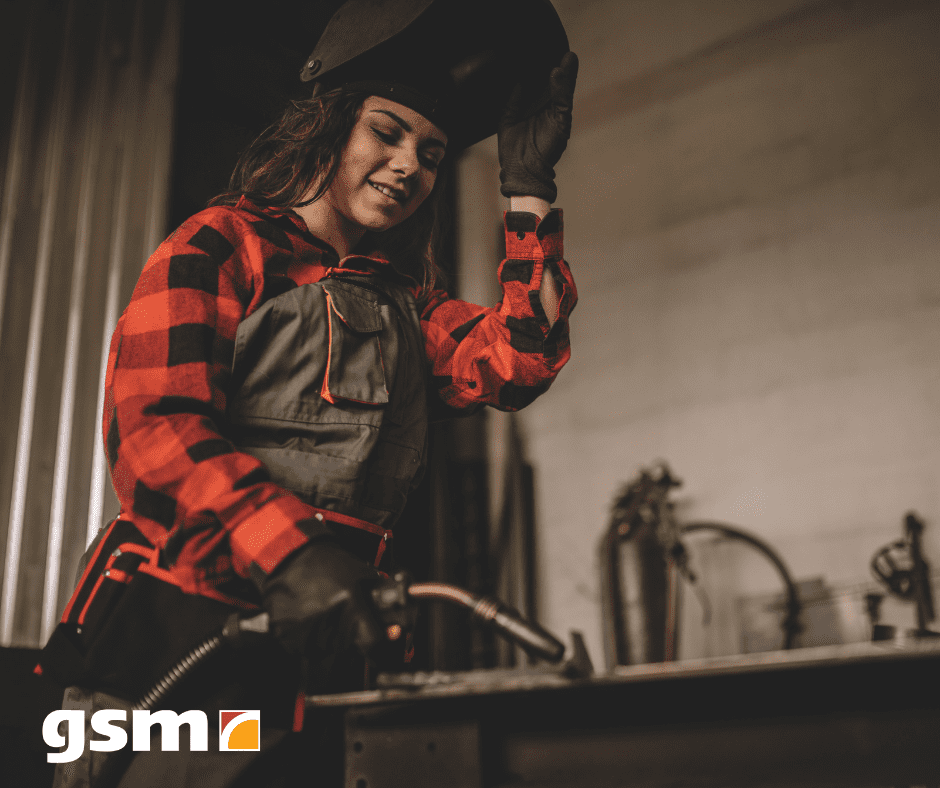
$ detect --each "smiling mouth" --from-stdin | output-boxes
[369,181,407,203]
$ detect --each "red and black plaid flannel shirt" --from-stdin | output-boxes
[101,197,576,600]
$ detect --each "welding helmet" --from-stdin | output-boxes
[299,0,569,151]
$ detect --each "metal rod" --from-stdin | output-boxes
[409,582,478,608]
[2,0,78,646]
[664,558,680,661]
[0,5,37,351]
[41,4,112,643]
[86,0,146,545]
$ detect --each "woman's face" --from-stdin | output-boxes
[323,96,448,235]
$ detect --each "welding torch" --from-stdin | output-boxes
[135,574,566,713]
[370,573,567,664]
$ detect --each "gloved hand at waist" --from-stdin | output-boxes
[256,539,389,668]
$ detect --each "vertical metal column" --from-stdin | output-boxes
[1,0,78,646]
[40,7,112,643]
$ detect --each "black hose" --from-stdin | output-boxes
[680,522,803,650]
[92,637,226,788]
[134,634,223,711]
[93,613,268,788]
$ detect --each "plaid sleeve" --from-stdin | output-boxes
[103,208,330,593]
[421,209,577,412]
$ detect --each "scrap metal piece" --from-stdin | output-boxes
[561,630,594,679]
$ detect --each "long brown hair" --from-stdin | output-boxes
[209,88,449,297]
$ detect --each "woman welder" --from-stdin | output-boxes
[42,0,578,784]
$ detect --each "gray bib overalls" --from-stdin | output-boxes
[228,273,430,568]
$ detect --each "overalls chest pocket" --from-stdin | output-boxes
[321,284,388,406]
[230,279,393,427]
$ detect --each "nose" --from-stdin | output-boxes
[389,144,419,178]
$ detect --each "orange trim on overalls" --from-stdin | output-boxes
[136,545,182,586]
[374,532,390,567]
[319,509,392,568]
[320,290,388,406]
[292,690,306,732]
[61,519,119,622]
[76,542,156,625]
[135,548,260,609]
[320,291,339,405]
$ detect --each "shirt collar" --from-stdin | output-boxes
[235,196,417,284]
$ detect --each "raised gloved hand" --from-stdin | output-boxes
[498,51,579,203]
[258,540,386,665]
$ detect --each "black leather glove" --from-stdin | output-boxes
[498,51,579,203]
[258,540,385,664]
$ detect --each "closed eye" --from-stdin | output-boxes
[373,127,441,171]
[372,127,397,143]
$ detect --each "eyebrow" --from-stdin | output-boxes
[369,109,447,151]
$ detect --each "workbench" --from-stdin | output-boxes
[306,639,940,788]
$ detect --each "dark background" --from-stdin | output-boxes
[168,0,345,228]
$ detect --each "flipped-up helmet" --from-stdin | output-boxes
[299,0,569,151]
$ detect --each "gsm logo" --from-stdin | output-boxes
[220,711,260,751]
[43,709,261,762]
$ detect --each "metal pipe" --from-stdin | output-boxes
[409,581,565,663]
[1,1,78,646]
[409,582,478,609]
[41,4,112,643]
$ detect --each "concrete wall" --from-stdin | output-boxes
[459,0,940,665]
